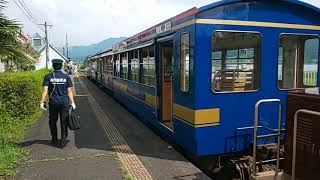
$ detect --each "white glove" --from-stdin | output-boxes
[40,102,46,110]
[71,102,76,110]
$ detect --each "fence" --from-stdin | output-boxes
[304,71,317,86]
[277,71,317,87]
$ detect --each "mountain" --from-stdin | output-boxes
[56,37,126,63]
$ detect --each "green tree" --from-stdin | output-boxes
[81,56,89,69]
[0,0,36,72]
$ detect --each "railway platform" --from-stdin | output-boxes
[16,76,210,180]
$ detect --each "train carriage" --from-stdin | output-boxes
[87,55,98,81]
[87,0,320,177]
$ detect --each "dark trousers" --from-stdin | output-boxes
[49,104,68,142]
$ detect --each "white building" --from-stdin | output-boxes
[30,33,69,70]
[0,62,4,73]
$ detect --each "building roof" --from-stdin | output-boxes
[29,33,45,41]
[48,44,69,62]
[29,33,69,62]
[29,33,46,52]
[17,32,29,43]
[37,44,69,62]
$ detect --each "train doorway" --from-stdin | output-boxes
[159,40,174,130]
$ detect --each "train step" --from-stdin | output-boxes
[250,171,283,180]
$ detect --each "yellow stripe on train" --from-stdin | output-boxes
[144,93,159,108]
[116,87,219,127]
[196,19,320,30]
[173,103,220,126]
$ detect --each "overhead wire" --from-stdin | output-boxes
[19,0,38,24]
[17,0,55,47]
[18,0,44,32]
[13,0,44,32]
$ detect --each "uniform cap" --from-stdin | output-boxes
[52,59,64,64]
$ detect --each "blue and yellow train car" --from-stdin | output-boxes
[87,0,320,164]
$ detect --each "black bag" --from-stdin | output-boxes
[68,106,80,130]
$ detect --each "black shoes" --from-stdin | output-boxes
[51,139,58,146]
[50,139,68,148]
[59,140,68,148]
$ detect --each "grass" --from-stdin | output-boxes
[0,112,42,177]
[0,111,41,141]
[121,165,134,180]
[0,139,30,177]
[113,154,134,180]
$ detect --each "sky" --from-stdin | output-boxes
[5,0,320,47]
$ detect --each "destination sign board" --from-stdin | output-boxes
[156,22,172,34]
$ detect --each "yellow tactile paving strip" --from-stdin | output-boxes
[79,78,153,180]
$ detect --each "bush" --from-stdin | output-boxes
[0,69,50,176]
[0,69,49,121]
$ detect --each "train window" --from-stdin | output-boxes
[211,31,261,92]
[142,46,156,86]
[103,57,107,74]
[97,58,100,71]
[180,33,190,92]
[129,50,140,82]
[115,54,120,77]
[98,58,102,72]
[102,57,105,73]
[106,56,113,75]
[121,53,128,79]
[278,34,319,89]
[92,59,97,71]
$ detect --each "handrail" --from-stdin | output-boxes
[292,109,320,180]
[234,125,284,152]
[237,125,284,132]
[253,99,282,176]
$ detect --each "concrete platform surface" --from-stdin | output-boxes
[15,76,210,180]
[17,92,123,180]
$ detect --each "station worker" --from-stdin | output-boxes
[40,59,76,148]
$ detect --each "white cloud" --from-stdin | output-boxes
[5,0,320,46]
[307,0,320,7]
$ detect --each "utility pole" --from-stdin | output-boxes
[66,34,69,59]
[38,22,52,69]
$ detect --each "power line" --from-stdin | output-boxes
[13,0,44,32]
[14,0,43,32]
[17,0,44,32]
[19,0,39,25]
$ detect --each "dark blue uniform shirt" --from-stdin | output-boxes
[43,70,73,107]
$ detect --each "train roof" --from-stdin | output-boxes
[88,48,112,59]
[199,0,320,14]
[118,0,320,45]
[89,0,320,59]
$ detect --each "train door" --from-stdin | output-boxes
[99,58,103,84]
[94,59,98,81]
[159,40,174,130]
[101,57,105,85]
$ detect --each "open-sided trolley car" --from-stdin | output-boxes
[87,0,320,178]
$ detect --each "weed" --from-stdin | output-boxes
[113,154,134,180]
